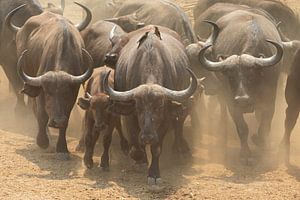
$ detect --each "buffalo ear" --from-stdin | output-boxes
[169,101,189,118]
[77,97,90,110]
[20,84,41,97]
[107,101,135,115]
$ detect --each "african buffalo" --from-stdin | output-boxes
[196,10,283,163]
[77,67,129,170]
[105,0,197,45]
[0,0,43,111]
[103,25,199,184]
[7,3,93,159]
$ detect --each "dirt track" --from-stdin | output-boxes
[2,0,300,199]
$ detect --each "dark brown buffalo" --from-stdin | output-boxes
[104,0,197,45]
[7,3,93,160]
[81,20,125,68]
[103,25,199,185]
[196,10,283,163]
[0,0,43,111]
[77,67,129,170]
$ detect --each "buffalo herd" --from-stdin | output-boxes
[1,0,300,185]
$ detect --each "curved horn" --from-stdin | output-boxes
[276,22,300,49]
[71,49,94,84]
[17,50,43,87]
[86,92,92,99]
[251,40,283,68]
[103,70,136,101]
[5,4,26,33]
[198,44,232,71]
[74,2,92,31]
[162,68,198,102]
[109,25,117,42]
[203,20,220,45]
[104,17,119,24]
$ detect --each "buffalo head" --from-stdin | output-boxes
[103,68,198,145]
[78,92,111,131]
[18,49,94,128]
[198,40,283,112]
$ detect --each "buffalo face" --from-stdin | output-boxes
[198,41,283,113]
[42,73,80,128]
[18,49,94,129]
[78,93,111,131]
[103,68,198,145]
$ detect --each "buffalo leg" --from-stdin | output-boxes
[75,114,87,152]
[219,100,228,148]
[172,114,190,154]
[125,115,147,163]
[115,118,129,154]
[281,106,299,164]
[83,118,98,169]
[36,95,49,149]
[100,125,114,171]
[252,104,275,149]
[56,126,68,151]
[228,106,251,163]
[148,143,162,185]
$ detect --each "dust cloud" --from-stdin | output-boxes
[1,0,300,199]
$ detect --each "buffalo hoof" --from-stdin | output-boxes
[120,139,129,155]
[56,153,71,161]
[75,143,85,152]
[84,156,93,169]
[100,156,109,171]
[36,134,49,149]
[100,165,109,172]
[147,177,165,191]
[147,177,162,186]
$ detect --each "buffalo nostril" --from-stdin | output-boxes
[105,53,117,60]
[234,95,250,106]
[140,134,158,144]
[49,117,67,128]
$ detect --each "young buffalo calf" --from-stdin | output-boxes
[78,67,129,170]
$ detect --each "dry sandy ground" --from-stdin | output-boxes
[1,0,300,199]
